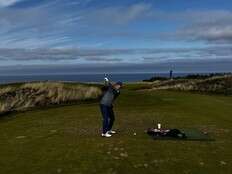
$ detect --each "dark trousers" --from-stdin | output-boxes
[100,104,115,134]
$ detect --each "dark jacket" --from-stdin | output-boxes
[100,83,120,107]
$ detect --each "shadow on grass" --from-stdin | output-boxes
[0,98,99,121]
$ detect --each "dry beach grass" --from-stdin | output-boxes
[135,75,232,95]
[0,82,101,114]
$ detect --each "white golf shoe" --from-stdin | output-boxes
[101,132,112,138]
[108,130,116,134]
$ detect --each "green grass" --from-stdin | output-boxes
[0,87,232,174]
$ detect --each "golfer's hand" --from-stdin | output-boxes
[104,77,109,82]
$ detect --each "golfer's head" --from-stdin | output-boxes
[114,81,123,89]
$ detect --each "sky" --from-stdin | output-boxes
[0,0,232,74]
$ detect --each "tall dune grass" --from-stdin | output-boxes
[150,75,232,95]
[0,82,102,114]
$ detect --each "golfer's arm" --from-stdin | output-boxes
[106,82,113,87]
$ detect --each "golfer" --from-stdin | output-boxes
[100,77,123,137]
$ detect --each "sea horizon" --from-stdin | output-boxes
[0,72,229,84]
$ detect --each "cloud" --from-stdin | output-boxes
[165,10,232,44]
[142,46,232,63]
[86,3,152,25]
[0,0,84,48]
[0,48,126,62]
[3,1,231,49]
[82,8,232,44]
[179,25,232,44]
[0,46,231,64]
[0,0,22,7]
[85,9,232,44]
[83,56,122,62]
[1,59,232,75]
[0,1,154,49]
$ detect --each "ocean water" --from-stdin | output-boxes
[0,73,188,84]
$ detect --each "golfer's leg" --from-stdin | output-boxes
[100,105,110,134]
[108,107,115,131]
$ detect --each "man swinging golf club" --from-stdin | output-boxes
[100,77,123,137]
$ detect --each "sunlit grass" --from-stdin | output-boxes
[0,82,101,114]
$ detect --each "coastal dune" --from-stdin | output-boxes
[142,75,232,95]
[0,82,101,114]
